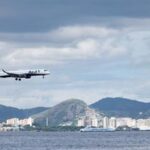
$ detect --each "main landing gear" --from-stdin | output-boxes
[15,78,21,81]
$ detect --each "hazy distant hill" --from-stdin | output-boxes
[32,99,88,126]
[0,105,49,122]
[90,97,150,119]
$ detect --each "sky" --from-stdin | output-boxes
[0,0,150,108]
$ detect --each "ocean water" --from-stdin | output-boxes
[0,131,150,150]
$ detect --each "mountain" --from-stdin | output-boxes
[1,97,150,125]
[0,105,49,122]
[90,97,150,119]
[32,99,88,126]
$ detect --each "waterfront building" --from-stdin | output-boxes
[97,118,103,128]
[77,117,85,127]
[6,118,19,126]
[109,117,117,129]
[103,117,109,128]
[116,117,136,128]
[77,114,150,130]
[136,119,150,130]
[19,117,34,126]
[91,117,98,127]
[6,117,34,127]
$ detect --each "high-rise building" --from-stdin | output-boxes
[103,117,109,128]
[109,117,117,129]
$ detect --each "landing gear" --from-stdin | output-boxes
[43,75,45,79]
[15,78,21,81]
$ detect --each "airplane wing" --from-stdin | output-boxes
[0,75,11,78]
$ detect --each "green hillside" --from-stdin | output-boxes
[90,97,150,119]
[32,99,88,126]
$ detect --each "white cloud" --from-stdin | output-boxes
[0,26,129,67]
[50,26,118,40]
[0,24,150,107]
[0,25,149,68]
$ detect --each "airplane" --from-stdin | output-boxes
[0,69,50,81]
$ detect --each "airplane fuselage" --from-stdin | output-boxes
[0,69,50,81]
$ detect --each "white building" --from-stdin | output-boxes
[85,108,97,118]
[6,117,34,127]
[91,117,98,127]
[109,117,117,129]
[97,119,103,128]
[77,117,85,127]
[116,117,136,128]
[19,117,34,126]
[6,118,19,126]
[136,119,150,130]
[103,117,109,128]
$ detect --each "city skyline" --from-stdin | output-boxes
[0,0,150,108]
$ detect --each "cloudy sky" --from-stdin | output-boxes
[0,0,150,108]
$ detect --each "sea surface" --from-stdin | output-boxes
[0,131,150,150]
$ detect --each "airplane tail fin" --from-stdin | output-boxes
[2,69,7,74]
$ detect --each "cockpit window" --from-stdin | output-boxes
[44,70,47,71]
